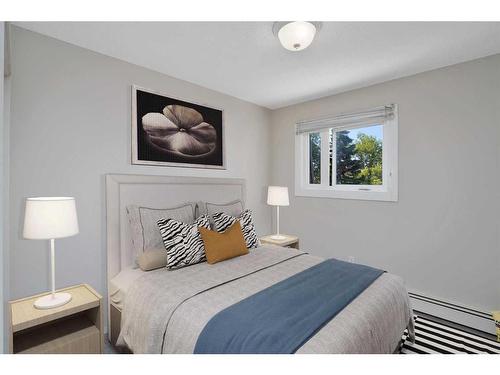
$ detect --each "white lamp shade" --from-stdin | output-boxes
[267,186,290,206]
[23,197,79,239]
[277,21,317,51]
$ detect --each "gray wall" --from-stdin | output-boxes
[9,27,272,300]
[2,71,10,354]
[270,54,500,312]
[7,25,500,324]
[0,21,5,353]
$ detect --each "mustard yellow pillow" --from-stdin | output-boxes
[198,221,249,264]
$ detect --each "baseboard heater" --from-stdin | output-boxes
[408,292,496,335]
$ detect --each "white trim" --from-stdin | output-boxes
[409,292,496,335]
[3,23,10,78]
[295,105,398,202]
[320,130,329,186]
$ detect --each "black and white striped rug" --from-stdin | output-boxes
[400,314,500,354]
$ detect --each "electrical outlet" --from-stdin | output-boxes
[347,256,355,263]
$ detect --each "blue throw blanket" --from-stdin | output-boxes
[194,258,384,354]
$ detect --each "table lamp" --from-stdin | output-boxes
[23,197,79,309]
[267,186,289,240]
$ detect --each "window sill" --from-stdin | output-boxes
[295,186,398,202]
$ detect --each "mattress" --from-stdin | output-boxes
[117,246,414,353]
[109,266,145,311]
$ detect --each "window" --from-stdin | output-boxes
[309,132,321,184]
[295,105,398,201]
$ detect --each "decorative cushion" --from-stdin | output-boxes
[137,249,168,271]
[195,201,208,218]
[205,200,243,217]
[157,215,210,270]
[126,203,196,260]
[199,222,248,264]
[212,209,258,249]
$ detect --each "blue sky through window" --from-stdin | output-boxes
[346,124,383,141]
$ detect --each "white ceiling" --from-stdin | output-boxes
[14,22,500,109]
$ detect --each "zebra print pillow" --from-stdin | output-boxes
[212,209,258,249]
[157,215,210,270]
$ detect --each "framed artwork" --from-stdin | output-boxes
[132,85,225,169]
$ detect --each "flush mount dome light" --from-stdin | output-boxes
[273,21,321,51]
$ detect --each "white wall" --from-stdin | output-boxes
[9,26,272,301]
[270,54,500,312]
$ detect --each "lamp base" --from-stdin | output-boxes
[270,234,287,240]
[34,292,72,310]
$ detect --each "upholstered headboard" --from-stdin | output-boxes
[105,174,246,282]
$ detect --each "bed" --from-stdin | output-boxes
[106,174,414,354]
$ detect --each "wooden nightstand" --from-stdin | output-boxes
[9,284,104,354]
[260,234,299,249]
[493,311,500,342]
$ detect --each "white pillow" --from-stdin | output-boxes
[203,200,244,226]
[126,203,196,260]
[204,200,244,217]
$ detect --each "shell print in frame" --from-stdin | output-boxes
[132,86,224,168]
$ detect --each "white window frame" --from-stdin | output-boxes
[295,105,398,202]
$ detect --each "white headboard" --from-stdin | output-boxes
[105,174,246,281]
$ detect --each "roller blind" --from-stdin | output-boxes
[296,104,395,135]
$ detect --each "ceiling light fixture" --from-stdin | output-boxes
[273,21,322,52]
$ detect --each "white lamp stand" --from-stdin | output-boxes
[267,186,290,240]
[271,205,286,240]
[34,293,72,310]
[23,197,79,310]
[33,239,72,310]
